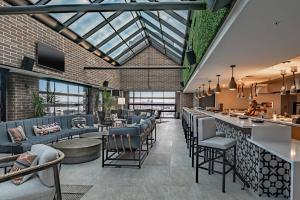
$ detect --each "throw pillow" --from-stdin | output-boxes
[8,126,27,143]
[9,151,38,185]
[31,144,59,187]
[33,123,61,136]
[33,125,49,136]
[72,117,86,129]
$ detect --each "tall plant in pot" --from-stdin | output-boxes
[32,92,45,117]
[103,89,113,116]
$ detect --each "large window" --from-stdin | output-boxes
[39,80,88,116]
[129,91,176,118]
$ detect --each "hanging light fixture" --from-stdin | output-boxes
[236,84,241,98]
[201,84,206,97]
[280,70,287,95]
[241,83,245,98]
[249,84,253,100]
[254,83,258,97]
[197,87,202,99]
[207,80,213,96]
[228,65,237,90]
[215,75,221,94]
[290,66,298,95]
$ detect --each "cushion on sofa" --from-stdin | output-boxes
[10,151,38,185]
[30,144,59,187]
[23,119,37,137]
[8,126,27,143]
[72,117,86,128]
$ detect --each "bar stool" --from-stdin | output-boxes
[191,113,210,167]
[195,117,237,193]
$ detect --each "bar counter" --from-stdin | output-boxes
[192,109,300,200]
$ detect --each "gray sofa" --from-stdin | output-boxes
[0,114,98,154]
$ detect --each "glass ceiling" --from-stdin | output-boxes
[27,0,190,65]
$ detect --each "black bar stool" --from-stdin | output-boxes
[195,117,237,193]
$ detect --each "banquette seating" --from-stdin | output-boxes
[0,114,98,154]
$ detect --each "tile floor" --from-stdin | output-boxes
[60,119,266,200]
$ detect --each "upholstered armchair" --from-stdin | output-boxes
[0,144,64,200]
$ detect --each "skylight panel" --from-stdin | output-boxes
[149,36,164,46]
[110,12,134,31]
[69,13,105,36]
[119,23,139,40]
[145,25,162,38]
[140,12,160,28]
[159,11,186,34]
[165,45,182,57]
[47,0,90,23]
[174,10,189,19]
[161,25,185,44]
[99,35,123,53]
[132,41,148,53]
[117,51,133,64]
[109,43,128,59]
[127,33,144,47]
[86,24,114,46]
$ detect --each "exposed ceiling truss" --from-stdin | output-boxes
[3,0,206,66]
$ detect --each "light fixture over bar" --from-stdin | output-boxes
[0,2,207,15]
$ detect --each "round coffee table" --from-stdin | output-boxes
[80,132,102,139]
[53,138,101,164]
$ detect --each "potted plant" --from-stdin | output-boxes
[103,89,113,116]
[32,92,45,117]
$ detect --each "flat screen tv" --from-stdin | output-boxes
[36,42,65,72]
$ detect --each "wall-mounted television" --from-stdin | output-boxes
[36,42,65,72]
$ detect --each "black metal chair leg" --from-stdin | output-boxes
[53,165,62,200]
[191,137,194,168]
[196,145,199,183]
[222,150,226,193]
[233,146,236,183]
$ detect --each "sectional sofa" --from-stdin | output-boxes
[0,114,98,154]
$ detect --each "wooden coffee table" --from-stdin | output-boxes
[53,138,101,164]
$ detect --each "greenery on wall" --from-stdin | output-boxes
[32,92,45,117]
[182,7,229,85]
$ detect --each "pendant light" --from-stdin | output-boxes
[280,70,286,95]
[228,65,237,90]
[215,75,221,94]
[198,87,202,99]
[236,85,241,98]
[201,84,206,97]
[290,66,298,95]
[254,83,258,97]
[241,83,245,98]
[207,80,213,96]
[249,84,253,100]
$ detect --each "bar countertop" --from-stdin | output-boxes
[194,109,285,129]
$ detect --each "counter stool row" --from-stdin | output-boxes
[182,108,237,193]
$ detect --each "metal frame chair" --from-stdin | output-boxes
[0,150,65,200]
[102,130,149,168]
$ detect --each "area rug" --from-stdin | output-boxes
[61,184,93,200]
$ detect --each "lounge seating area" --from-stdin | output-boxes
[0,115,98,154]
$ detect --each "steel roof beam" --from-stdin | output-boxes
[0,2,206,15]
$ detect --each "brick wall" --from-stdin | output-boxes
[7,73,39,120]
[0,0,120,89]
[120,47,182,91]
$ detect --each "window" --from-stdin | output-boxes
[39,79,88,116]
[129,91,176,118]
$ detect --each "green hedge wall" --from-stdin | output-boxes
[182,7,229,85]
